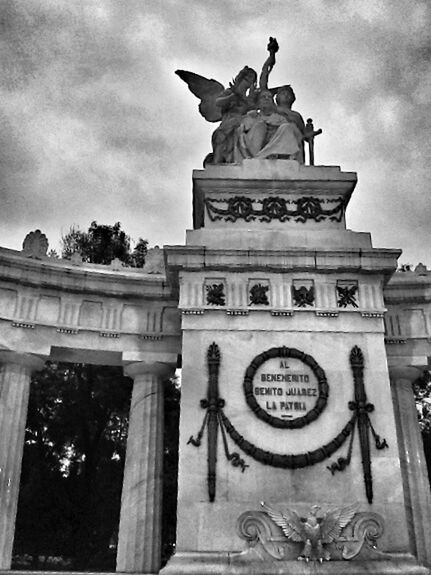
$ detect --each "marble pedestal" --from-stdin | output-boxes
[164,160,431,575]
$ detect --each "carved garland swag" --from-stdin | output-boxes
[188,343,387,504]
[204,195,345,223]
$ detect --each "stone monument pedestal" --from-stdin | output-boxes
[164,160,430,575]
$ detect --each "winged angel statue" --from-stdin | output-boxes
[176,38,311,166]
[261,501,359,562]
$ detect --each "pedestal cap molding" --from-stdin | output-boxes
[193,159,357,182]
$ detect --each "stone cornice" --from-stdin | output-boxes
[0,247,173,299]
[385,271,431,304]
[165,245,400,279]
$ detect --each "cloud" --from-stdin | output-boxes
[0,0,430,266]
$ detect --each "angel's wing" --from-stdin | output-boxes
[320,503,359,543]
[175,70,224,122]
[261,502,305,542]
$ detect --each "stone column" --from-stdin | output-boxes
[390,366,431,567]
[117,360,175,573]
[0,351,44,569]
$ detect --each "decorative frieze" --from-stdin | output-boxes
[11,321,35,329]
[226,309,249,316]
[292,280,315,308]
[102,304,122,332]
[15,293,38,322]
[249,281,270,306]
[178,276,388,316]
[140,334,164,341]
[337,280,359,308]
[316,311,338,317]
[56,327,79,335]
[205,280,226,306]
[271,310,293,317]
[99,331,120,338]
[182,309,205,315]
[361,312,385,318]
[205,195,345,224]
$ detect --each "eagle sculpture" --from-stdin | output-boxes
[261,501,359,562]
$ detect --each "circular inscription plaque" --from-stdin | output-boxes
[243,347,329,429]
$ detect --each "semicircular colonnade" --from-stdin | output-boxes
[0,244,181,573]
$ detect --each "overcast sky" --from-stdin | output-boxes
[1,0,430,266]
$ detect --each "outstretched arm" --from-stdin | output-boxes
[259,36,279,89]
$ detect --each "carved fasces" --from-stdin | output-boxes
[236,505,385,562]
[176,37,321,166]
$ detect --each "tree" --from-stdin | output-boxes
[13,363,181,570]
[13,363,133,570]
[412,371,431,484]
[61,221,148,267]
[162,377,181,565]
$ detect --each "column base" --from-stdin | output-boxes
[162,552,430,575]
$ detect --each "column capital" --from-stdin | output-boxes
[0,351,45,373]
[124,359,176,379]
[389,365,423,383]
[123,351,177,379]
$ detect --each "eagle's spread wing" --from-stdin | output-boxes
[261,502,305,542]
[175,70,224,122]
[320,503,359,543]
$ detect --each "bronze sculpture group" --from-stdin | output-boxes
[176,38,321,166]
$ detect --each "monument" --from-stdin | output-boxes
[163,38,431,574]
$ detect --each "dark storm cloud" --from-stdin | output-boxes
[0,0,430,265]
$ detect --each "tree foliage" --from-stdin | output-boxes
[13,363,133,570]
[61,221,148,267]
[13,363,180,571]
[413,371,431,483]
[414,371,431,435]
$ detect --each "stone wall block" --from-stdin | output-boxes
[16,294,38,322]
[79,300,103,329]
[59,298,80,326]
[102,304,121,331]
[240,280,248,307]
[0,288,17,319]
[194,281,202,308]
[36,295,60,324]
[314,282,324,308]
[282,280,291,308]
[228,282,236,308]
